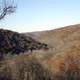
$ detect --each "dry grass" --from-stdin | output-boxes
[0,53,53,80]
[42,46,80,80]
[0,46,80,80]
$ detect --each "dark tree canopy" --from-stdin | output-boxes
[0,0,16,20]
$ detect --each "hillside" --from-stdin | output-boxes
[0,29,48,60]
[25,24,80,53]
[0,24,80,80]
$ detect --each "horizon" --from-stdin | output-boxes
[0,23,79,33]
[0,0,80,32]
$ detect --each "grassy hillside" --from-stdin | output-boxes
[27,24,80,53]
[0,24,80,80]
[0,46,80,80]
[0,29,49,60]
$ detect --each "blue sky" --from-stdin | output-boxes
[0,0,80,32]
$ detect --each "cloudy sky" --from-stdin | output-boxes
[0,0,80,32]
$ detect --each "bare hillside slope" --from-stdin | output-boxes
[25,24,80,53]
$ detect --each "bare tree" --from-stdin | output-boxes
[0,0,16,20]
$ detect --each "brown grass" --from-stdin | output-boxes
[42,46,80,80]
[0,53,53,80]
[0,46,80,80]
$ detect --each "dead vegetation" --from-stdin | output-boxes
[0,53,53,80]
[0,45,80,80]
[42,46,80,80]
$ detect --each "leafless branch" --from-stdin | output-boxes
[0,0,16,20]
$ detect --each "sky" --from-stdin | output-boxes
[0,0,80,32]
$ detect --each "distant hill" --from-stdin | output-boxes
[25,24,80,53]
